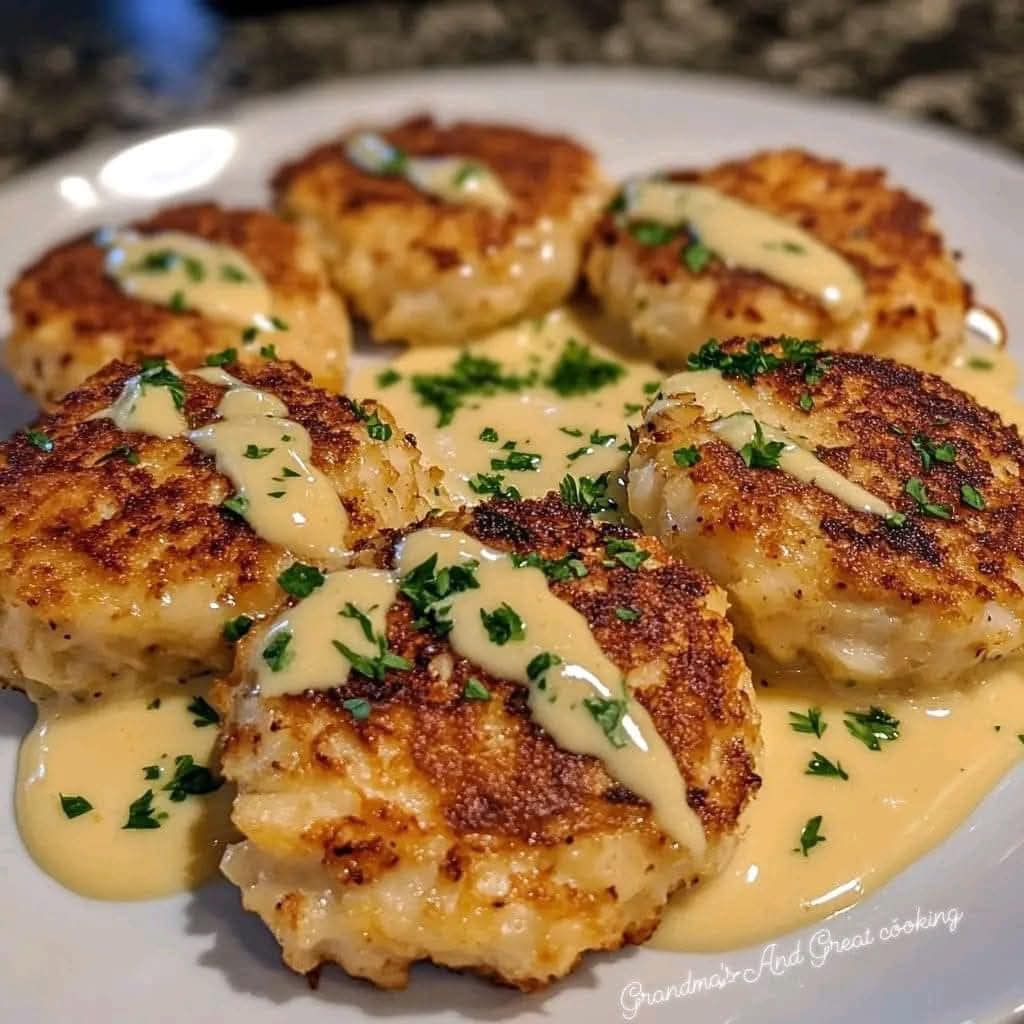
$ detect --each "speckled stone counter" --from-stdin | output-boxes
[0,0,1021,181]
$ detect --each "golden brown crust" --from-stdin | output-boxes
[223,495,759,846]
[0,359,434,696]
[6,203,350,405]
[273,115,600,237]
[587,149,970,368]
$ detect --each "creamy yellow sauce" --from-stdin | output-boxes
[104,362,188,438]
[16,687,236,900]
[188,368,349,564]
[654,665,1024,950]
[622,179,865,320]
[346,131,512,211]
[654,369,897,518]
[355,307,660,513]
[103,230,272,326]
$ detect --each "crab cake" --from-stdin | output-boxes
[629,335,1024,689]
[586,149,970,371]
[272,116,608,346]
[6,203,351,407]
[0,358,439,701]
[216,495,760,990]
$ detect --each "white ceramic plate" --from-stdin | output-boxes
[1,69,1022,1024]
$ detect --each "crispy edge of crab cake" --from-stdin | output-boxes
[272,115,610,346]
[6,203,352,407]
[586,149,971,371]
[215,495,761,990]
[0,359,440,701]
[629,336,1024,689]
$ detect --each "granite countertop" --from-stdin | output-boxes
[0,0,1021,182]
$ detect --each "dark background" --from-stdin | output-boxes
[1,0,1021,181]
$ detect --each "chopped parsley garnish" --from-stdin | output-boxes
[526,651,562,683]
[168,290,187,313]
[510,551,588,581]
[139,361,186,409]
[479,426,499,443]
[616,606,640,621]
[681,240,712,274]
[559,472,617,514]
[259,343,278,359]
[480,603,526,645]
[781,337,831,385]
[911,433,957,472]
[133,249,177,273]
[98,444,139,465]
[412,352,533,427]
[147,698,162,710]
[603,538,650,571]
[687,336,828,386]
[222,615,254,643]
[273,466,302,481]
[961,483,986,510]
[628,221,678,247]
[183,256,204,282]
[221,493,249,518]
[340,602,375,643]
[267,490,286,499]
[376,368,401,388]
[545,339,625,397]
[885,511,908,528]
[59,793,93,819]
[364,410,393,442]
[24,429,54,452]
[765,240,806,254]
[399,554,480,637]
[490,450,541,472]
[163,754,223,802]
[204,347,237,367]
[453,162,482,187]
[904,477,952,519]
[560,426,584,438]
[333,636,411,681]
[262,630,293,672]
[967,356,994,370]
[623,402,644,416]
[806,751,849,780]
[799,392,814,412]
[220,264,249,283]
[143,765,161,780]
[468,473,521,500]
[794,815,826,856]
[844,706,900,750]
[342,697,372,721]
[187,695,220,728]
[378,146,409,176]
[643,380,661,395]
[740,419,785,470]
[463,677,491,701]
[123,789,161,830]
[673,445,701,467]
[277,562,326,599]
[243,444,274,459]
[789,707,826,737]
[583,696,629,748]
[269,315,289,331]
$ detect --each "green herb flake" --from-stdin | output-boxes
[967,356,994,370]
[478,426,499,443]
[794,815,826,857]
[222,615,254,643]
[604,538,650,571]
[911,433,957,472]
[376,368,401,388]
[490,450,541,472]
[806,751,849,780]
[798,392,814,412]
[24,429,54,452]
[187,695,220,728]
[412,352,533,427]
[480,603,526,645]
[559,426,584,438]
[463,677,491,701]
[615,606,640,622]
[333,638,411,681]
[143,765,161,780]
[468,472,521,500]
[340,602,375,643]
[526,651,562,683]
[904,477,952,520]
[220,264,249,283]
[98,445,140,466]
[399,553,480,638]
[163,754,223,802]
[681,240,713,274]
[545,339,625,397]
[960,483,986,510]
[342,697,372,721]
[277,562,326,599]
[789,707,827,738]
[243,444,274,459]
[510,551,588,582]
[204,347,238,367]
[259,343,278,359]
[673,445,701,468]
[146,698,162,710]
[844,706,900,751]
[740,419,786,470]
[168,290,187,314]
[583,696,629,748]
[59,793,93,819]
[123,789,161,830]
[262,630,293,673]
[559,472,617,514]
[139,362,186,410]
[628,221,678,247]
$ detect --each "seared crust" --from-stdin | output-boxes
[629,336,1024,686]
[273,116,609,345]
[586,149,970,370]
[6,203,351,405]
[0,359,437,698]
[217,495,760,988]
